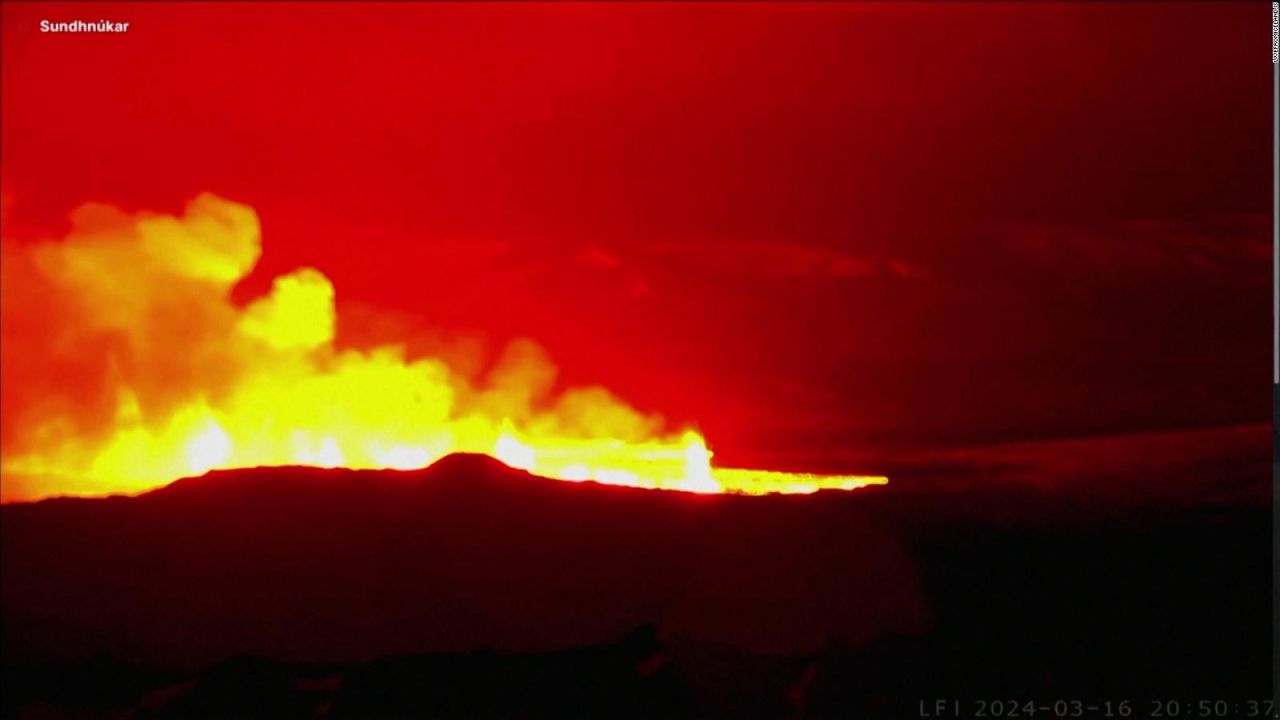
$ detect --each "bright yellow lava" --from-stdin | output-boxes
[0,194,887,501]
[5,412,886,498]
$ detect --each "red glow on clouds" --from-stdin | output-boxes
[0,1,1270,498]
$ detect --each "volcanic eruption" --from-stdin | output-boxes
[0,193,885,502]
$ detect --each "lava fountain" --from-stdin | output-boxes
[0,194,885,501]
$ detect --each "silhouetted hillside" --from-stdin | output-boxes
[2,455,924,668]
[2,454,1271,718]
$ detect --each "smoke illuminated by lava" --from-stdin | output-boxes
[0,194,885,501]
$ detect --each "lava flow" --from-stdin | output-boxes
[0,194,886,502]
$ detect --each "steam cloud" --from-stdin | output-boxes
[0,194,673,500]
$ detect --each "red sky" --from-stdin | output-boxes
[1,1,1272,473]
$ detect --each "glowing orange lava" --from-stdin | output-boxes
[0,194,886,501]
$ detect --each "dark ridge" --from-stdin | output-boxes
[420,451,527,479]
[155,452,524,497]
[1,457,921,671]
[19,452,722,509]
[2,460,1270,708]
[4,454,563,511]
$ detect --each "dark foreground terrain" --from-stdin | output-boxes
[2,454,1272,718]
